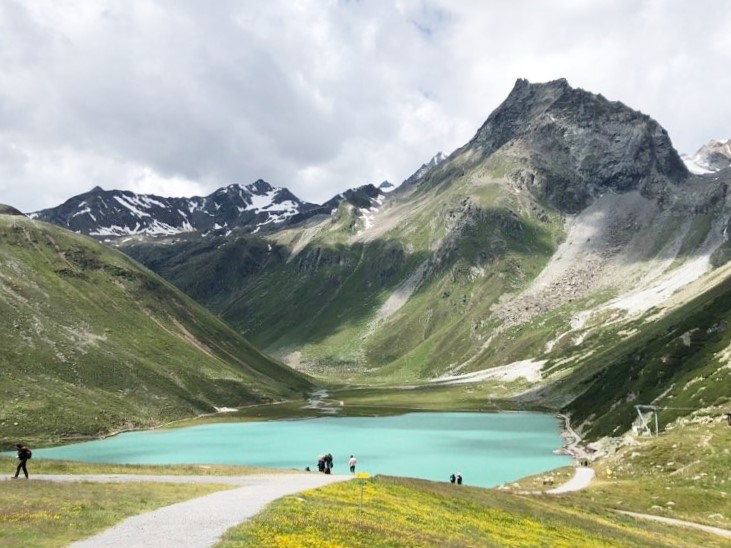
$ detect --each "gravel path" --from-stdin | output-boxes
[617,510,731,540]
[546,467,595,494]
[27,473,351,548]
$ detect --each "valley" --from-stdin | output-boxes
[2,78,731,546]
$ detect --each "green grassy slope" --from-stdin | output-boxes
[0,213,313,445]
[124,174,566,382]
[547,260,731,440]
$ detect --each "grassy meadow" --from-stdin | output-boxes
[0,478,229,547]
[219,476,725,548]
[221,419,731,547]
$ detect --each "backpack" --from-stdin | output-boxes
[20,447,32,460]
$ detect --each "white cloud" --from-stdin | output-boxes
[0,0,729,212]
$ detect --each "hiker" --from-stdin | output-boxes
[348,454,357,473]
[449,473,456,484]
[317,455,326,473]
[456,473,463,485]
[13,443,31,479]
[324,453,333,474]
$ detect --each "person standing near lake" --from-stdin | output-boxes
[348,454,357,473]
[12,443,31,479]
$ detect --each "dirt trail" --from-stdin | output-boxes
[16,473,351,548]
[617,510,731,540]
[545,467,595,494]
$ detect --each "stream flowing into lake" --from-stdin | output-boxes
[32,412,572,488]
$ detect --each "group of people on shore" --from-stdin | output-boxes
[312,453,357,474]
[317,453,334,473]
[449,472,463,485]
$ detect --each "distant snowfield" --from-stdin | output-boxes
[432,359,546,384]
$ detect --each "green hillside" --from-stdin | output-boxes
[125,172,566,382]
[553,259,731,440]
[0,212,313,446]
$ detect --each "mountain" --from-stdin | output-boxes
[35,78,731,443]
[459,77,688,212]
[0,209,313,445]
[28,180,318,237]
[28,178,391,242]
[682,139,731,174]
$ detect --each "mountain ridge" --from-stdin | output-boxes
[29,179,392,241]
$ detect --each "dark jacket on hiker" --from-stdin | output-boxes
[14,444,31,479]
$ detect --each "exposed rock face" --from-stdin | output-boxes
[465,78,689,212]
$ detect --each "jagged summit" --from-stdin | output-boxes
[30,177,389,238]
[464,78,688,211]
[29,180,316,237]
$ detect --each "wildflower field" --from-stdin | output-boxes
[220,475,722,547]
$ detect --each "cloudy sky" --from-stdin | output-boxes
[1,0,729,212]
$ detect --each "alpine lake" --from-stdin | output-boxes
[32,412,571,488]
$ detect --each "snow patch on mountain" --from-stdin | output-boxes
[113,195,152,218]
[359,194,386,232]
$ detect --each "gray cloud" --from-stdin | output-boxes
[0,0,729,212]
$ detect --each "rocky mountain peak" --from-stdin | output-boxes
[247,179,275,194]
[467,78,688,212]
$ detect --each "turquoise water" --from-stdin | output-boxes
[31,412,571,488]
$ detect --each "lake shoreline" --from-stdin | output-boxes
[27,412,572,489]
